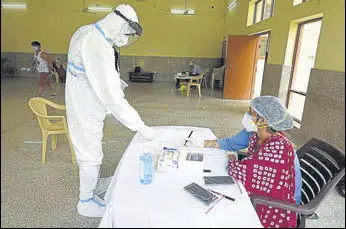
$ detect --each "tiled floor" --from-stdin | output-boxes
[1,77,344,228]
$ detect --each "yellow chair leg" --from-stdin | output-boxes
[187,85,190,97]
[42,132,48,163]
[198,85,201,97]
[52,135,57,151]
[66,133,76,164]
[74,163,79,177]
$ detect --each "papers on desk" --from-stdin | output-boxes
[156,147,205,174]
[155,146,237,175]
[179,148,205,174]
[155,146,236,176]
[156,147,180,174]
[99,126,263,228]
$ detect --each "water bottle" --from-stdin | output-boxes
[140,148,153,185]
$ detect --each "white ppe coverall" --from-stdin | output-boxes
[65,4,153,217]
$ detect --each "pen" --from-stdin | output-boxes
[208,189,235,202]
[184,130,194,146]
[205,195,224,214]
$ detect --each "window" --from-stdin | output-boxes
[263,0,274,20]
[253,0,264,24]
[253,0,275,24]
[293,0,308,6]
[287,18,322,123]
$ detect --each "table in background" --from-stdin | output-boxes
[174,72,193,83]
[128,72,154,82]
[99,126,263,228]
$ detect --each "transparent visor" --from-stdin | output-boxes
[123,33,141,47]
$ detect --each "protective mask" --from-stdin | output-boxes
[111,34,130,47]
[32,46,40,51]
[253,117,269,129]
[110,12,141,47]
[241,112,258,132]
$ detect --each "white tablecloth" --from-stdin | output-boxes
[174,73,193,82]
[99,126,263,228]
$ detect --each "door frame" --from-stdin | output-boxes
[222,38,229,98]
[253,30,271,63]
[250,30,271,98]
[220,38,227,90]
[286,17,323,123]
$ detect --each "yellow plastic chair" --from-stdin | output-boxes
[29,97,76,164]
[186,69,209,97]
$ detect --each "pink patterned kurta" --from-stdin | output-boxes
[228,133,297,228]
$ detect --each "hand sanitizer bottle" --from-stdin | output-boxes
[140,147,153,184]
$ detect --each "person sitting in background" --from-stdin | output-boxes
[204,96,298,228]
[188,61,202,76]
[175,62,203,89]
[52,58,66,83]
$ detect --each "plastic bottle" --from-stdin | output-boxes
[140,148,153,185]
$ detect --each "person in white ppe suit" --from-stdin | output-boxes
[65,4,155,218]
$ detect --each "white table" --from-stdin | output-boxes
[174,73,193,83]
[99,126,263,228]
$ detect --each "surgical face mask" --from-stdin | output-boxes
[252,115,269,129]
[241,112,257,132]
[112,33,130,47]
[32,46,40,51]
[124,33,140,46]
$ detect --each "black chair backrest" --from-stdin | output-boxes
[296,138,345,205]
[134,66,141,73]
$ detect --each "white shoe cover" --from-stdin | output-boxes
[95,176,113,196]
[77,195,106,218]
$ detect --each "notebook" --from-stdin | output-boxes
[203,176,235,185]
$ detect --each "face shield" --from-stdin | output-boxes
[113,10,143,47]
[123,33,141,46]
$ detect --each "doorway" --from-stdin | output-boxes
[252,31,271,98]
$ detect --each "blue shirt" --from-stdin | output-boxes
[218,128,302,204]
[190,64,202,75]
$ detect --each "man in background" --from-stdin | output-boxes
[31,41,57,97]
[189,61,202,76]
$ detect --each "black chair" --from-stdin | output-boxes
[251,138,345,228]
[337,176,345,198]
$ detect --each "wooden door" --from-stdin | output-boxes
[223,35,259,99]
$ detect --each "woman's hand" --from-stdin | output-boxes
[227,154,237,161]
[203,140,219,148]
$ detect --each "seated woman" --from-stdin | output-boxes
[205,96,297,228]
[204,117,302,206]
